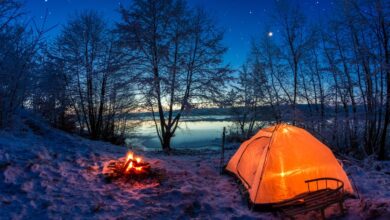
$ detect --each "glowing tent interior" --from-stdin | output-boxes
[226,123,354,205]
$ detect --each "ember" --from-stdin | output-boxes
[102,151,151,180]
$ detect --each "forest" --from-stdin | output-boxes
[1,0,388,159]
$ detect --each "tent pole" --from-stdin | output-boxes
[220,127,226,174]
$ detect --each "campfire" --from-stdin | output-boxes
[102,151,151,180]
[122,151,151,174]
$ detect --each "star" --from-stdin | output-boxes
[268,32,273,37]
[249,10,253,15]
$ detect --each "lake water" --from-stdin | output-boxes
[125,115,235,151]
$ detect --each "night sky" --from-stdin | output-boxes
[25,0,335,68]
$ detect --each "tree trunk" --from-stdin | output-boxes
[162,132,172,153]
[336,32,358,148]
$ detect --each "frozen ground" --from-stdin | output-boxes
[0,114,389,219]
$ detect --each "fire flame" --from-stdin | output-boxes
[123,151,145,174]
[126,152,134,162]
[125,161,133,173]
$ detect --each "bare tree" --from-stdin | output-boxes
[117,0,230,152]
[32,56,71,129]
[357,0,390,160]
[0,0,23,31]
[240,0,389,159]
[274,0,310,124]
[0,0,44,128]
[52,11,136,141]
[228,62,267,139]
[251,35,285,122]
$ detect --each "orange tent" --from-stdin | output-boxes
[226,123,354,205]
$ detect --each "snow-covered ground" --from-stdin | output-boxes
[1,114,390,219]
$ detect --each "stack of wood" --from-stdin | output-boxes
[102,151,151,180]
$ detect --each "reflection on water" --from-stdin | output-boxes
[125,117,234,151]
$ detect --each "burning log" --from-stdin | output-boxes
[102,151,152,181]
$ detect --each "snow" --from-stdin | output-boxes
[1,114,390,219]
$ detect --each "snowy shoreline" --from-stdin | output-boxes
[1,117,389,219]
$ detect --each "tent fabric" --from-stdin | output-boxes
[226,123,354,205]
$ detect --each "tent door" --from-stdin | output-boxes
[236,136,270,188]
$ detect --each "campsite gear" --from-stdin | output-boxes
[226,123,354,205]
[274,177,346,219]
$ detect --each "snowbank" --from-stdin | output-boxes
[0,115,389,219]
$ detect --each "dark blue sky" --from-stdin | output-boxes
[25,0,334,68]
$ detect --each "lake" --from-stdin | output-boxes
[125,115,235,151]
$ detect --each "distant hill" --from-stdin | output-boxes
[125,104,367,121]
